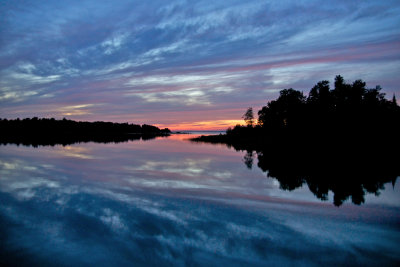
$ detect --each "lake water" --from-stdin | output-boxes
[1,133,399,266]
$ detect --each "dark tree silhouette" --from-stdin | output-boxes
[192,75,400,206]
[308,80,330,104]
[242,107,254,126]
[258,88,306,130]
[0,118,171,147]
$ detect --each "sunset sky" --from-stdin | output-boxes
[1,0,399,130]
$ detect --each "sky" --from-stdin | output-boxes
[1,0,400,130]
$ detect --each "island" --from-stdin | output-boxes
[193,75,400,206]
[0,117,171,147]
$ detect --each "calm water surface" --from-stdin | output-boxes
[1,133,399,266]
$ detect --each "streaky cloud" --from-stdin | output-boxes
[0,0,399,129]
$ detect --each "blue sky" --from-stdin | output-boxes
[1,0,400,129]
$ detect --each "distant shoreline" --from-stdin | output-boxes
[0,117,171,146]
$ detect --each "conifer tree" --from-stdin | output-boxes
[242,107,254,126]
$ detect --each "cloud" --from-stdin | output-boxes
[0,0,399,129]
[56,104,99,116]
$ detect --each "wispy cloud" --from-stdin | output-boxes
[0,0,399,129]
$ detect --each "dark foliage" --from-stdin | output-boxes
[242,107,254,126]
[0,117,171,147]
[193,75,400,206]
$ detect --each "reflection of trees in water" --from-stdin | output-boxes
[243,142,398,206]
[243,150,254,169]
[0,117,170,147]
[0,134,164,147]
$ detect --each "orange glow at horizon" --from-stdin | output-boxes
[155,119,244,131]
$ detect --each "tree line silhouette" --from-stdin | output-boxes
[0,117,171,147]
[225,75,399,141]
[193,75,400,206]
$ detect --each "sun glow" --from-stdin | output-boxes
[156,119,244,131]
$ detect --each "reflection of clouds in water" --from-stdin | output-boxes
[0,161,27,170]
[133,158,213,177]
[114,157,258,194]
[58,146,96,159]
[0,159,61,200]
[4,178,59,191]
[100,208,127,232]
[0,140,399,265]
[121,158,252,193]
[0,159,40,174]
[1,185,398,266]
